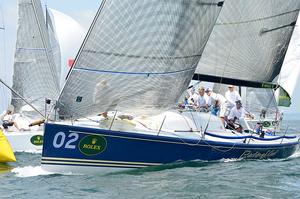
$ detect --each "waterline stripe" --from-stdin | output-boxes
[41,160,147,168]
[41,156,161,166]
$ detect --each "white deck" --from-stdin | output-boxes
[58,111,299,146]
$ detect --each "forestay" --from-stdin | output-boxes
[12,0,59,114]
[195,0,300,84]
[58,0,223,118]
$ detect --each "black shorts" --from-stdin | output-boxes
[2,121,13,129]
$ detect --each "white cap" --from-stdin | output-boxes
[7,105,14,113]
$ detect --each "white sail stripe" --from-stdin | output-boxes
[42,157,161,166]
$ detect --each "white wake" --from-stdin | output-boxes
[12,166,53,177]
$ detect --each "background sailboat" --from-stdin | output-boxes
[3,0,60,152]
[11,0,59,116]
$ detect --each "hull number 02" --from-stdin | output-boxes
[53,132,79,149]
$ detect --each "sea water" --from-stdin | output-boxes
[1,119,300,199]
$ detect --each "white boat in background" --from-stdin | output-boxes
[3,0,60,152]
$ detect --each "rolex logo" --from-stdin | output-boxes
[79,135,107,156]
[30,135,44,146]
[92,138,97,145]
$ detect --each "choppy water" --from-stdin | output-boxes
[1,120,300,199]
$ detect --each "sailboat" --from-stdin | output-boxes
[41,0,300,174]
[3,0,60,152]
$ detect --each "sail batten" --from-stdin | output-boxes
[58,0,223,118]
[216,9,299,26]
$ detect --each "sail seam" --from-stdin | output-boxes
[216,9,299,25]
[74,67,196,76]
[16,47,46,51]
[82,50,202,60]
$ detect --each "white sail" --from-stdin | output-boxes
[12,0,59,114]
[0,24,9,113]
[241,87,278,116]
[46,7,61,88]
[196,0,300,84]
[46,8,86,87]
[57,0,224,118]
[278,14,300,107]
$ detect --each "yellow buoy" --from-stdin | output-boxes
[0,130,16,162]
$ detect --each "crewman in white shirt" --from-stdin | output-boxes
[196,87,209,112]
[0,105,20,131]
[228,100,245,121]
[205,88,227,117]
[225,85,241,113]
[227,100,245,132]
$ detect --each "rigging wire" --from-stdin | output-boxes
[0,78,46,119]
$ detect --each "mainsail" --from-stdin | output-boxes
[12,0,59,114]
[57,0,224,118]
[195,0,300,87]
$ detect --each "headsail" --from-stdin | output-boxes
[195,0,300,87]
[277,14,300,107]
[46,8,86,87]
[58,0,224,118]
[12,0,59,115]
[241,87,278,117]
[46,6,61,88]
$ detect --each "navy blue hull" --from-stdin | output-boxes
[42,123,299,169]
